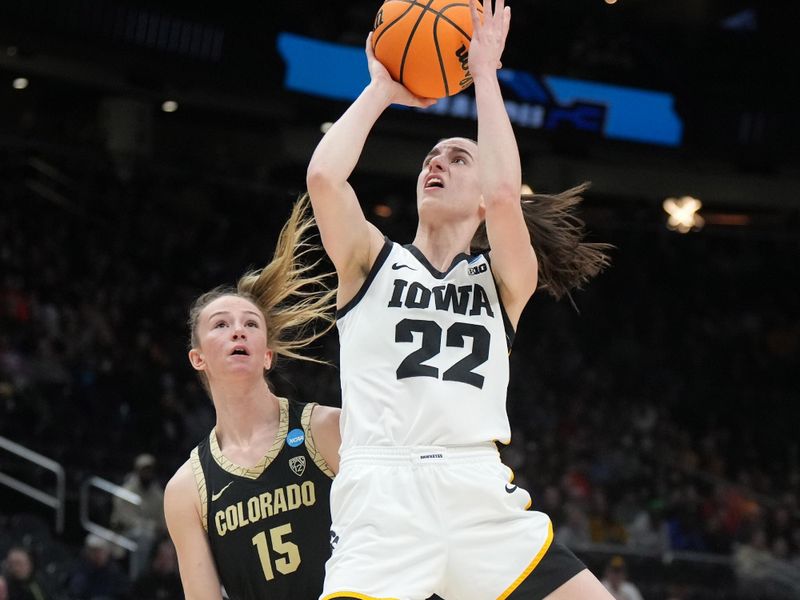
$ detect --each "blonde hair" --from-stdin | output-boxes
[188,194,335,388]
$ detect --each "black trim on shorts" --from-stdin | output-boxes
[336,238,393,320]
[506,542,586,600]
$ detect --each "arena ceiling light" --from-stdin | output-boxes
[161,100,179,113]
[12,77,28,90]
[663,196,704,233]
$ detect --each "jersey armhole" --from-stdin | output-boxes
[483,251,516,351]
[301,403,336,479]
[336,237,393,320]
[189,447,209,533]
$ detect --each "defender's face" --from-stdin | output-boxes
[416,138,483,220]
[189,295,272,382]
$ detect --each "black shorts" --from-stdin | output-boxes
[507,542,586,599]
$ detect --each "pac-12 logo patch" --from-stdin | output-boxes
[286,428,305,447]
[289,455,306,477]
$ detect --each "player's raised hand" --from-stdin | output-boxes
[468,0,511,81]
[366,33,437,108]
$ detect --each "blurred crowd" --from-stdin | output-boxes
[501,231,800,565]
[0,532,180,600]
[1,157,798,600]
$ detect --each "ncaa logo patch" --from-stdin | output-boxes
[289,455,306,477]
[286,428,305,447]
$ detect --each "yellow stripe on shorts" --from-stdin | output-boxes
[496,519,555,600]
[323,593,398,600]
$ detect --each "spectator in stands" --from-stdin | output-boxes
[555,502,592,548]
[0,575,8,600]
[67,534,130,600]
[734,527,800,598]
[589,489,628,544]
[110,453,166,578]
[131,538,181,600]
[601,555,644,600]
[627,503,669,554]
[2,546,52,600]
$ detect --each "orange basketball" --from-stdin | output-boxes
[372,0,483,99]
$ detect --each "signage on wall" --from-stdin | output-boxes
[277,32,682,147]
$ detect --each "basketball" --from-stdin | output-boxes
[372,0,483,99]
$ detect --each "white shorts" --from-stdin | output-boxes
[321,444,554,600]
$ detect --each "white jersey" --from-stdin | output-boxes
[337,240,515,449]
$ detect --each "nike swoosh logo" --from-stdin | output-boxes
[505,484,518,494]
[211,481,234,502]
[391,263,417,271]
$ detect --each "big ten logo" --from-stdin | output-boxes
[374,8,384,29]
[455,44,473,89]
[468,263,487,276]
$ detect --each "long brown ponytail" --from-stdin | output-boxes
[471,183,612,300]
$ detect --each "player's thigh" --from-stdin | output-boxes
[540,568,615,600]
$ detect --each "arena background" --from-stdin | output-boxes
[1,1,799,599]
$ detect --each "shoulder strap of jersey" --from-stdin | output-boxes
[301,403,335,479]
[189,445,209,533]
[285,396,305,427]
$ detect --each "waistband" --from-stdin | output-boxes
[340,443,500,466]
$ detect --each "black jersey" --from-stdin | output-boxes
[190,398,334,600]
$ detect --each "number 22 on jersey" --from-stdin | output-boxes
[395,318,490,389]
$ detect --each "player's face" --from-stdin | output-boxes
[416,138,483,221]
[189,295,273,383]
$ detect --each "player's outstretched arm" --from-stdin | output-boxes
[470,0,538,327]
[164,462,224,600]
[306,34,436,304]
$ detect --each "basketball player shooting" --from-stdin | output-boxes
[307,0,612,598]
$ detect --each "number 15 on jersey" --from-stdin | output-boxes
[252,523,301,581]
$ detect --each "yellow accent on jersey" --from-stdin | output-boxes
[189,447,208,532]
[302,403,335,479]
[252,523,301,581]
[213,481,317,537]
[210,480,234,502]
[209,397,289,479]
